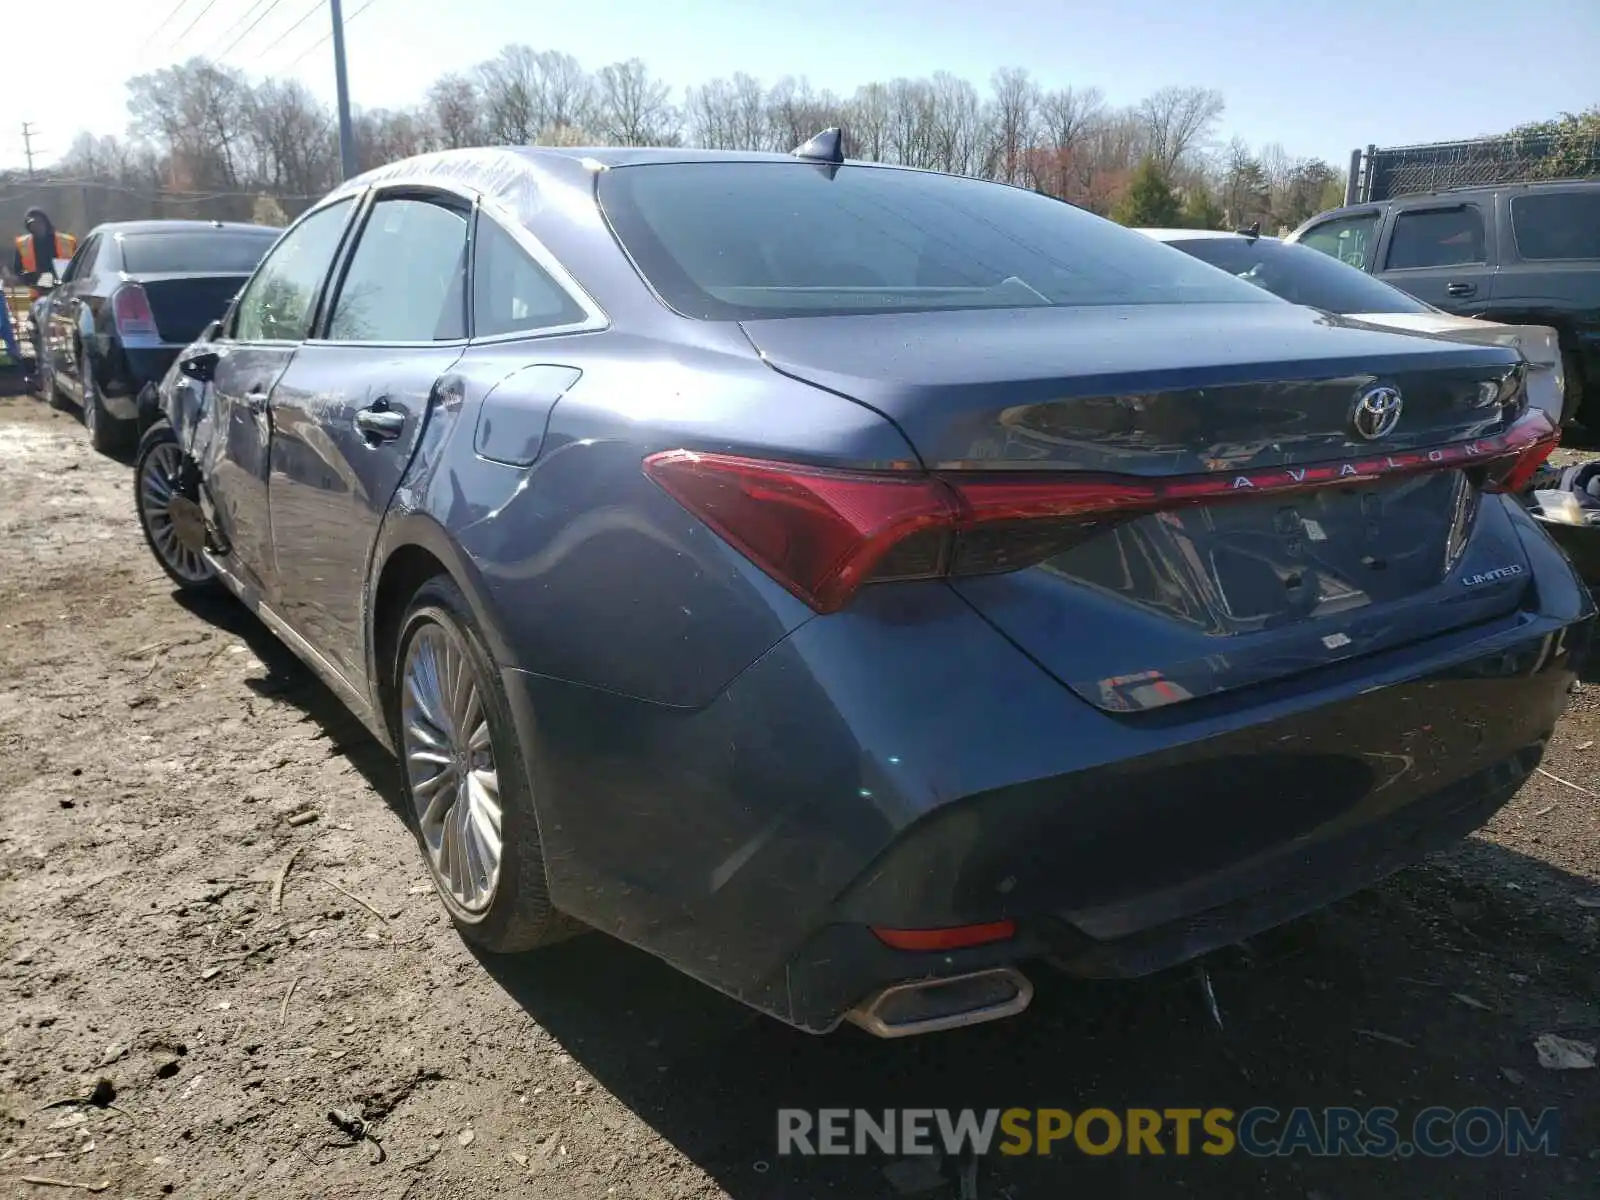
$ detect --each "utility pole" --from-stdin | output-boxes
[20,122,37,178]
[329,0,357,180]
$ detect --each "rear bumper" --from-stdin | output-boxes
[500,505,1593,1033]
[97,346,181,420]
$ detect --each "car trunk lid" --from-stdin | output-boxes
[739,304,1550,711]
[125,272,250,345]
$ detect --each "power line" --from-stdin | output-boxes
[216,0,290,61]
[171,0,230,48]
[285,0,379,70]
[253,0,327,67]
[144,0,197,49]
[203,0,276,58]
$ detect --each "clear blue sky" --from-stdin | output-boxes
[6,0,1596,171]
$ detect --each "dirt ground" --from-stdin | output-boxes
[1,392,1598,1200]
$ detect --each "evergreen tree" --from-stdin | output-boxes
[1181,188,1225,230]
[1112,158,1182,226]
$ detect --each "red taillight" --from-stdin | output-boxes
[1484,432,1559,495]
[872,920,1017,952]
[112,283,160,341]
[644,410,1558,614]
[642,452,958,611]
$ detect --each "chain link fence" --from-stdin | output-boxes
[1357,132,1600,202]
[0,178,309,245]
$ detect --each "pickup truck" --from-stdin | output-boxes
[1285,179,1600,425]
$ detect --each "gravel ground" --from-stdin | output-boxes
[1,393,1598,1200]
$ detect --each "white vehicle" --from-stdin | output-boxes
[1139,228,1568,427]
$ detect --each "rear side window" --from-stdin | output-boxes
[472,217,587,337]
[1386,207,1486,270]
[1511,192,1600,260]
[1167,237,1432,315]
[326,197,469,342]
[599,162,1273,320]
[1295,214,1379,269]
[120,232,278,274]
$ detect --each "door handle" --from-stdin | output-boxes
[1446,282,1476,297]
[355,405,405,441]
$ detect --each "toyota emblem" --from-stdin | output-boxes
[1351,385,1403,441]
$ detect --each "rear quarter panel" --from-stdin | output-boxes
[378,322,916,709]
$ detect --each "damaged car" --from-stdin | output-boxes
[132,140,1592,1037]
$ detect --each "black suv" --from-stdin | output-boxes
[1286,180,1600,422]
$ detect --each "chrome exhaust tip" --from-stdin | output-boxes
[845,967,1034,1038]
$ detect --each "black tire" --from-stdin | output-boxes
[393,574,580,953]
[45,363,69,411]
[1563,350,1586,428]
[133,421,221,593]
[82,367,132,456]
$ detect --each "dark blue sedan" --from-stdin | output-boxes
[132,138,1592,1037]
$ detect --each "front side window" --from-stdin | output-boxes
[1166,237,1432,315]
[1511,192,1600,261]
[326,197,468,342]
[599,162,1274,320]
[472,217,587,337]
[234,198,354,342]
[1386,207,1487,270]
[1296,214,1380,270]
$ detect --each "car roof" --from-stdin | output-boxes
[1137,228,1271,242]
[1397,177,1600,203]
[91,220,280,236]
[1296,176,1599,228]
[324,144,992,230]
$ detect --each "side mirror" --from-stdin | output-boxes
[180,349,220,383]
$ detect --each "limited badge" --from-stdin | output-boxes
[1462,564,1525,587]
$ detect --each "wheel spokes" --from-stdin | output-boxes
[139,443,213,585]
[401,623,503,916]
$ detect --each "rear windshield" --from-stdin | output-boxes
[119,231,279,274]
[1162,236,1433,315]
[598,162,1278,320]
[1511,192,1600,261]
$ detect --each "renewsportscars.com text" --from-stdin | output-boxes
[777,1106,1560,1159]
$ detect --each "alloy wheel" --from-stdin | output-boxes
[401,621,504,917]
[138,441,214,584]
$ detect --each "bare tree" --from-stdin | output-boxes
[1073,109,1144,214]
[533,50,593,137]
[40,42,1357,242]
[127,58,253,193]
[355,109,432,172]
[1137,85,1224,178]
[929,72,985,176]
[427,74,483,149]
[987,67,1038,185]
[246,79,337,197]
[478,45,543,144]
[594,58,679,146]
[686,78,736,150]
[885,78,937,169]
[847,82,892,163]
[1219,136,1269,226]
[1034,85,1105,195]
